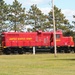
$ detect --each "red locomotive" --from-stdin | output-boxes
[1,30,75,54]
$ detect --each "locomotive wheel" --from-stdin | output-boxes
[3,48,11,55]
[14,51,18,54]
[50,47,54,53]
[18,49,24,54]
[12,49,18,54]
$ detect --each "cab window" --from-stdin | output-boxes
[56,34,60,38]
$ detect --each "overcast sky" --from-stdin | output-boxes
[5,0,75,24]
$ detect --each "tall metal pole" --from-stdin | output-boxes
[52,0,57,57]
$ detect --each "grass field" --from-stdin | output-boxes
[0,53,75,75]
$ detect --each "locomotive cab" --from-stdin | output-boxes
[55,30,74,53]
[50,30,75,53]
[51,30,62,46]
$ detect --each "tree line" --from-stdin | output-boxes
[0,0,75,38]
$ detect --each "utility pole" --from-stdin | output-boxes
[52,0,57,57]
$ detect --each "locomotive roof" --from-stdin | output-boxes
[2,30,62,35]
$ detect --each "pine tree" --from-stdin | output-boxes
[8,0,26,32]
[27,4,49,31]
[0,0,8,32]
[48,6,72,32]
[72,15,75,30]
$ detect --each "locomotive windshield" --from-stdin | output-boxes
[56,34,60,39]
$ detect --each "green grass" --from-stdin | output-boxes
[0,53,75,75]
